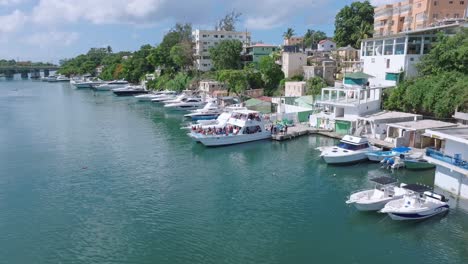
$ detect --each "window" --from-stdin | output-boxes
[433,13,438,19]
[384,39,394,55]
[380,20,386,26]
[228,35,232,38]
[449,1,453,4]
[454,13,460,18]
[390,20,394,26]
[461,1,465,4]
[374,40,383,56]
[221,35,225,38]
[386,59,390,69]
[371,58,375,63]
[202,34,208,37]
[364,41,374,56]
[417,3,421,7]
[423,36,436,54]
[407,36,422,55]
[434,1,438,6]
[395,37,405,55]
[214,35,218,38]
[330,45,334,48]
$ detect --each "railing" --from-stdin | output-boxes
[426,148,468,170]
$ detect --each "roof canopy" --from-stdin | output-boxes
[402,184,433,193]
[370,176,397,185]
[344,72,374,79]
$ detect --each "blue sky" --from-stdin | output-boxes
[0,0,389,63]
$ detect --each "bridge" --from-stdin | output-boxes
[0,65,60,79]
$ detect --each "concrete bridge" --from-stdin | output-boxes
[0,65,60,79]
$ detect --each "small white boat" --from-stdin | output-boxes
[317,135,379,164]
[93,80,129,91]
[380,184,449,221]
[72,78,105,88]
[158,93,189,104]
[164,97,205,111]
[184,100,222,120]
[134,90,176,101]
[190,110,271,147]
[112,85,148,96]
[49,75,70,82]
[346,177,408,211]
[42,75,57,82]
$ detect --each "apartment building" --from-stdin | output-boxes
[374,0,468,36]
[192,29,251,71]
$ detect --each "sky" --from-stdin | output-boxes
[0,0,397,63]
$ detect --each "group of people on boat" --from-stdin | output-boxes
[191,125,242,136]
[231,112,262,122]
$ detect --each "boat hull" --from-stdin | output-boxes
[322,152,368,164]
[185,114,220,121]
[404,160,435,170]
[387,205,449,220]
[113,90,148,96]
[197,132,271,146]
[353,199,396,211]
[367,151,394,162]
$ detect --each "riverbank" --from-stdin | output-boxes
[0,80,467,264]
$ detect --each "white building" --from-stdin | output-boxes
[199,80,226,94]
[281,52,307,78]
[424,127,468,199]
[317,39,336,52]
[192,29,251,71]
[360,23,467,84]
[285,81,306,97]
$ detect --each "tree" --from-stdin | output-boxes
[258,56,284,95]
[215,11,242,31]
[306,76,328,96]
[304,29,327,48]
[209,40,243,70]
[334,1,374,48]
[170,42,193,70]
[106,45,113,53]
[283,28,295,40]
[216,69,248,96]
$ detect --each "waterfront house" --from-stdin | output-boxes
[244,44,279,64]
[384,119,458,148]
[199,80,226,94]
[357,111,422,140]
[360,22,467,84]
[373,0,467,37]
[317,39,336,52]
[192,29,251,71]
[285,81,307,97]
[423,127,468,199]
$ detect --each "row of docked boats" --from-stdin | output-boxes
[70,78,149,96]
[346,176,449,221]
[41,75,70,82]
[316,135,435,169]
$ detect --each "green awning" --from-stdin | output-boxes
[344,72,374,79]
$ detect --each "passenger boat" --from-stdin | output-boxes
[367,147,411,162]
[134,90,176,102]
[189,110,271,147]
[164,97,205,111]
[184,101,222,120]
[93,80,129,91]
[317,135,379,164]
[112,85,148,96]
[346,177,408,211]
[380,184,449,221]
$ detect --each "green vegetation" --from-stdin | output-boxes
[304,29,327,48]
[334,0,374,48]
[0,59,55,67]
[306,77,328,96]
[384,29,468,118]
[209,40,243,70]
[258,56,284,95]
[283,28,295,40]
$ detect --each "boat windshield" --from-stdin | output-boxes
[337,142,369,151]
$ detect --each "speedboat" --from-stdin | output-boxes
[49,75,70,82]
[317,135,379,164]
[380,184,449,221]
[346,177,408,211]
[42,75,57,82]
[151,93,178,103]
[158,93,189,104]
[367,147,411,162]
[93,80,129,91]
[134,90,176,102]
[189,109,271,147]
[72,78,105,88]
[184,101,222,120]
[112,85,148,96]
[164,97,205,111]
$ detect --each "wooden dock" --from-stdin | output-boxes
[271,124,332,141]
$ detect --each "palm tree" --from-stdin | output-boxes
[283,28,295,40]
[356,22,373,48]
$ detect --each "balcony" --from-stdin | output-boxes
[425,148,468,174]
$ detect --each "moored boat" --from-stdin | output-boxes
[134,90,176,102]
[93,80,129,91]
[404,158,436,170]
[317,135,379,164]
[184,100,222,120]
[367,147,411,162]
[112,85,148,96]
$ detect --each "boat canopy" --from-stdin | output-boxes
[370,176,397,185]
[391,147,411,153]
[402,183,433,193]
[341,135,369,145]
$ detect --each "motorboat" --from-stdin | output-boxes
[317,135,379,164]
[184,100,222,120]
[380,184,449,221]
[404,157,436,170]
[134,90,176,102]
[41,75,57,82]
[112,85,148,96]
[189,109,272,147]
[93,80,129,91]
[158,93,190,104]
[151,93,178,103]
[380,155,405,170]
[346,177,408,211]
[164,97,205,111]
[49,75,70,82]
[72,78,105,88]
[367,147,411,162]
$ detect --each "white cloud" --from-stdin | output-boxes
[0,0,24,5]
[25,31,79,47]
[0,10,27,33]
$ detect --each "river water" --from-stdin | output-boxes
[0,79,467,264]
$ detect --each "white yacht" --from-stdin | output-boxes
[151,93,178,103]
[49,75,70,82]
[158,93,189,104]
[184,100,222,120]
[380,184,449,221]
[72,78,105,88]
[134,90,176,102]
[93,80,129,91]
[317,135,379,164]
[164,97,205,111]
[41,75,57,82]
[346,177,409,211]
[190,109,271,147]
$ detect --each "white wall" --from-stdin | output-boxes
[318,40,336,52]
[434,166,468,199]
[443,139,468,159]
[282,52,307,78]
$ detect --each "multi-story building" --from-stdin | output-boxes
[360,22,466,83]
[424,127,468,199]
[283,36,304,46]
[244,44,279,64]
[281,52,307,78]
[192,29,251,71]
[374,0,468,37]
